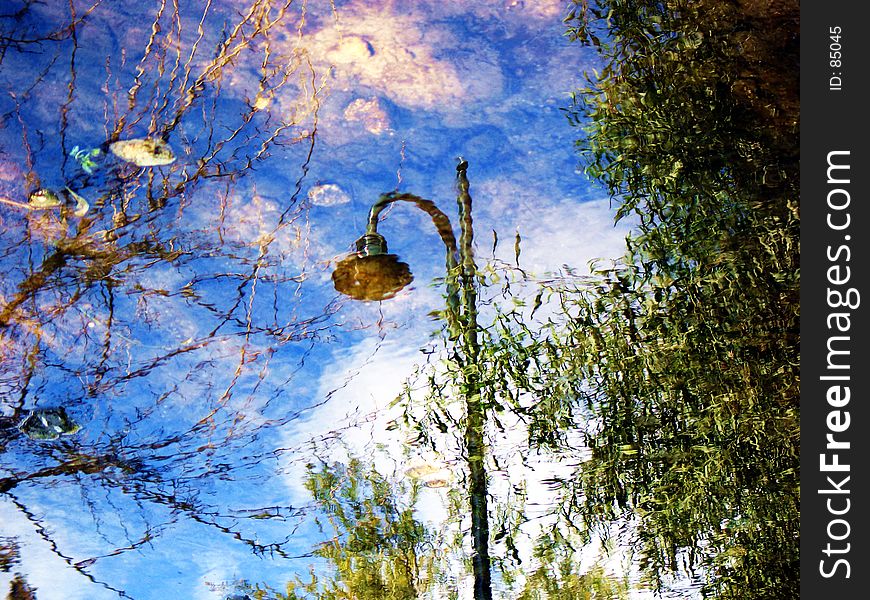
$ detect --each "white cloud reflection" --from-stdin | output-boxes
[302,2,476,110]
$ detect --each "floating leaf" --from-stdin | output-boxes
[65,187,89,216]
[27,189,62,209]
[109,138,176,167]
[18,407,81,440]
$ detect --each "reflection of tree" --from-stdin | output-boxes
[229,457,447,600]
[387,1,799,597]
[391,209,632,596]
[6,575,37,600]
[0,538,21,573]
[548,1,799,597]
[518,532,630,600]
[286,458,437,600]
[0,0,337,591]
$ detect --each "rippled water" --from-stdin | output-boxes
[0,1,639,598]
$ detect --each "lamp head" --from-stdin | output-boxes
[332,233,413,301]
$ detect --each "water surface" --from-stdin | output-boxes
[0,2,633,598]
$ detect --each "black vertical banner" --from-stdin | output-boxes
[801,2,869,597]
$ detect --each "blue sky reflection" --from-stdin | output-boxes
[0,0,638,597]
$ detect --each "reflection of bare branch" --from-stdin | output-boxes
[7,95,38,191]
[0,1,342,592]
[104,473,307,560]
[0,0,103,50]
[0,248,68,327]
[0,451,130,494]
[0,197,32,210]
[163,0,298,139]
[2,440,312,568]
[4,493,135,598]
[125,0,168,115]
[59,0,81,176]
[0,233,180,327]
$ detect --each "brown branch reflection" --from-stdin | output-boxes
[0,0,344,589]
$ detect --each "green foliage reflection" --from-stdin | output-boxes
[555,0,800,597]
[282,458,440,600]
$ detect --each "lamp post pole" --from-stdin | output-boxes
[332,159,492,600]
[453,160,492,600]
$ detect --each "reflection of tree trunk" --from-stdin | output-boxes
[456,161,492,600]
[463,380,492,600]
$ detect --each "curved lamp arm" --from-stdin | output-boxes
[365,192,460,272]
[363,192,461,332]
[364,158,475,284]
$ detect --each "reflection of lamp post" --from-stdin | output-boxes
[332,159,492,600]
